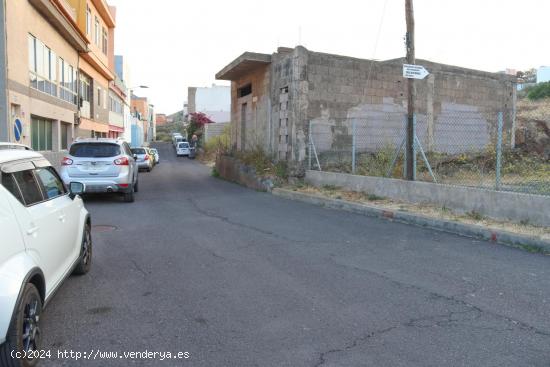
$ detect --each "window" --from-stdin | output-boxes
[131,148,146,155]
[86,6,91,35]
[238,84,252,98]
[109,92,122,114]
[61,123,69,150]
[31,117,52,151]
[12,170,44,206]
[28,34,57,97]
[58,58,77,104]
[97,87,102,107]
[94,17,100,46]
[79,73,91,103]
[35,167,66,200]
[1,172,24,204]
[102,27,108,54]
[70,143,121,158]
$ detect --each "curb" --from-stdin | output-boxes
[272,188,550,254]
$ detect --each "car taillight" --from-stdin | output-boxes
[114,157,129,166]
[62,157,73,166]
[144,155,149,161]
[118,184,129,188]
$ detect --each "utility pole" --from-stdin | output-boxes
[405,0,415,180]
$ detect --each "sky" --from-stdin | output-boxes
[108,0,550,115]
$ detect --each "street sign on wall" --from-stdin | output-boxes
[13,119,22,141]
[403,64,429,79]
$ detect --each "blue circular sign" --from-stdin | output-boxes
[14,119,22,142]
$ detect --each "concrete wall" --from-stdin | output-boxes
[204,122,229,142]
[269,47,309,162]
[215,155,273,192]
[230,63,270,151]
[224,46,516,166]
[306,52,516,155]
[305,170,550,227]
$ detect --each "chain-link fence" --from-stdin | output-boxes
[308,105,550,196]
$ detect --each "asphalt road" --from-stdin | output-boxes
[41,142,550,367]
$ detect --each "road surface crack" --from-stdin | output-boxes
[313,325,398,367]
[187,198,307,244]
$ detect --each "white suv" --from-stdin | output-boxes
[0,148,91,367]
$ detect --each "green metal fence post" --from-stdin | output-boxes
[352,119,357,174]
[496,112,503,191]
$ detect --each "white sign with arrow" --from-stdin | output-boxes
[403,64,429,79]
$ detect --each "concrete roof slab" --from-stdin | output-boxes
[216,52,271,81]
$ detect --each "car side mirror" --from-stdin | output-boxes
[133,154,138,160]
[69,182,85,199]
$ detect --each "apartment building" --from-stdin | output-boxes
[108,75,125,138]
[66,0,115,138]
[131,94,149,145]
[3,0,87,151]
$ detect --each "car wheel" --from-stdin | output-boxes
[134,180,139,193]
[123,189,135,203]
[73,223,92,275]
[0,283,42,367]
[147,167,151,172]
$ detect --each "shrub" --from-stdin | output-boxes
[527,82,550,101]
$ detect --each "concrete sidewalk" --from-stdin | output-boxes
[273,188,550,254]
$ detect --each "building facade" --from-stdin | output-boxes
[3,0,87,152]
[130,94,149,145]
[66,0,115,138]
[217,46,517,163]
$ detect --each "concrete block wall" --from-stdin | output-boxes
[204,122,230,143]
[270,46,309,162]
[306,170,550,227]
[305,51,516,155]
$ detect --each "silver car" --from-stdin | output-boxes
[131,147,153,172]
[59,138,139,202]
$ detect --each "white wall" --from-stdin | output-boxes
[195,85,230,123]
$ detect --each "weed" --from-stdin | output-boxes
[466,210,484,221]
[518,243,546,254]
[322,185,340,191]
[367,193,384,201]
[520,218,531,226]
[211,167,220,178]
[274,161,288,179]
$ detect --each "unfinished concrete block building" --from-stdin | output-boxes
[216,46,517,166]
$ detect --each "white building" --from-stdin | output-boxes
[188,84,230,123]
[536,66,550,84]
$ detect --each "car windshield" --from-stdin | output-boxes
[132,148,146,154]
[178,143,189,148]
[70,143,121,158]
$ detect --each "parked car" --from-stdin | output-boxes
[0,149,91,366]
[176,141,191,157]
[149,148,160,164]
[131,147,153,172]
[172,135,185,148]
[59,138,139,203]
[0,142,32,151]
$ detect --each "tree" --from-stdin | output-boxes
[187,112,214,143]
[517,68,537,84]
